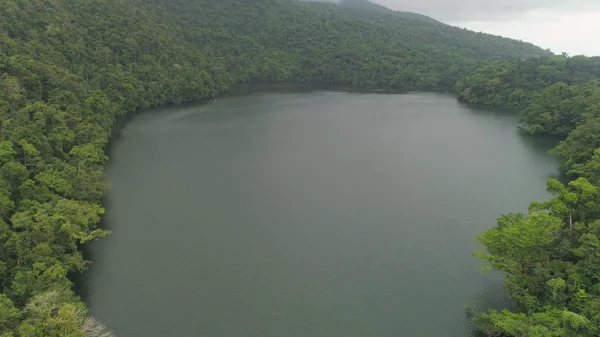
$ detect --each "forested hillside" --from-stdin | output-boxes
[457,57,600,335]
[137,0,550,89]
[456,55,600,107]
[0,0,562,335]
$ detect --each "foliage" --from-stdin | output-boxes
[460,45,600,337]
[455,56,600,107]
[474,192,600,336]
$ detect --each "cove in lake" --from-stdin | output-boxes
[82,86,560,337]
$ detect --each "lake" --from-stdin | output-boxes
[82,86,560,336]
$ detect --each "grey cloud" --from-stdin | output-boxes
[370,0,600,21]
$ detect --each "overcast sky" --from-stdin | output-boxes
[371,0,600,56]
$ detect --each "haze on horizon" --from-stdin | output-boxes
[367,0,600,56]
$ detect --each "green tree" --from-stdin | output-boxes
[0,141,16,165]
[0,294,20,332]
[530,178,600,228]
[569,148,600,185]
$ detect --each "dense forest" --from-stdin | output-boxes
[456,55,600,108]
[457,57,600,335]
[0,0,596,335]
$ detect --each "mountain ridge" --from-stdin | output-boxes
[336,0,442,23]
[305,0,547,48]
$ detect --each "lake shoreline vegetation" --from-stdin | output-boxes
[457,56,600,336]
[0,0,598,336]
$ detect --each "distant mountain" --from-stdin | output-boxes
[302,0,551,61]
[337,0,392,13]
[312,0,440,23]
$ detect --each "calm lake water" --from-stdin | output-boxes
[82,86,560,337]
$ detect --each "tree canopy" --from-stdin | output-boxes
[457,50,600,336]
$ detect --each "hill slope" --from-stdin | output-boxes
[337,0,437,22]
[0,0,553,335]
[136,0,551,88]
[338,0,396,13]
